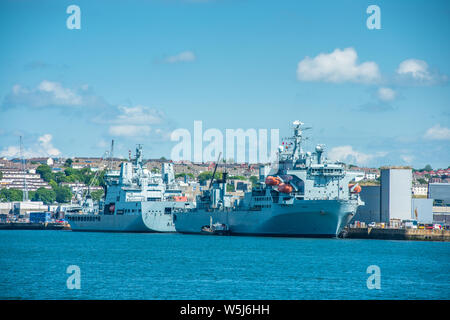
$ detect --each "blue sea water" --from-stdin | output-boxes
[0,230,449,300]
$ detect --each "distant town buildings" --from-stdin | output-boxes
[412,184,428,197]
[0,168,51,191]
[28,157,54,166]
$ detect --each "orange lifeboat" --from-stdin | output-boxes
[174,196,188,202]
[278,183,293,194]
[265,176,281,186]
[348,184,362,193]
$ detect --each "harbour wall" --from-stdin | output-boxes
[0,223,69,230]
[346,227,450,241]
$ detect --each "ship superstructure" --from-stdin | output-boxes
[66,145,193,232]
[174,121,364,237]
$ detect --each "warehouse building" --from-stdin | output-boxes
[380,167,412,223]
[428,183,450,206]
[411,198,433,223]
[352,185,380,224]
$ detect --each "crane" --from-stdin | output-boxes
[19,136,29,202]
[208,152,222,191]
[108,139,114,170]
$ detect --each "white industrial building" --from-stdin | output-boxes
[411,198,433,223]
[380,167,412,223]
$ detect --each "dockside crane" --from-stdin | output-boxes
[19,136,29,202]
[108,139,114,170]
[208,152,222,191]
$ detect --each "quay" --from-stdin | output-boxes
[343,227,450,242]
[0,222,70,231]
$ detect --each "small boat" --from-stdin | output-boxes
[200,216,230,235]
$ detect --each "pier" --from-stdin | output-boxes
[344,227,450,241]
[0,222,69,231]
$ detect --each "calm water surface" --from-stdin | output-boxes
[0,230,448,299]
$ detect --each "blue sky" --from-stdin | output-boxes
[0,0,449,168]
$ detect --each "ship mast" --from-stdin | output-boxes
[291,120,311,162]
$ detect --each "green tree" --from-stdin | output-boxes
[197,171,222,183]
[36,164,53,182]
[0,188,23,202]
[249,176,259,186]
[96,170,106,188]
[64,158,73,167]
[55,186,72,203]
[32,187,56,204]
[417,178,427,185]
[0,171,2,179]
[228,175,246,180]
[226,184,235,192]
[28,190,36,200]
[49,179,58,190]
[423,164,433,171]
[175,173,194,179]
[91,189,105,201]
[64,167,87,183]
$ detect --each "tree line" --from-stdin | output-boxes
[0,164,105,204]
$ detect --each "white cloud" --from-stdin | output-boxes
[109,125,151,137]
[164,51,196,63]
[396,59,447,84]
[328,145,387,165]
[297,48,380,83]
[114,105,164,125]
[0,134,61,158]
[38,134,61,156]
[96,139,109,149]
[400,155,414,163]
[106,105,167,137]
[396,59,431,80]
[38,81,82,104]
[424,124,450,141]
[2,80,107,109]
[377,87,396,102]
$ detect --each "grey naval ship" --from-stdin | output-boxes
[66,145,193,232]
[174,121,364,237]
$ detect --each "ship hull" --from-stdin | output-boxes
[67,201,192,233]
[67,214,156,233]
[174,200,357,237]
